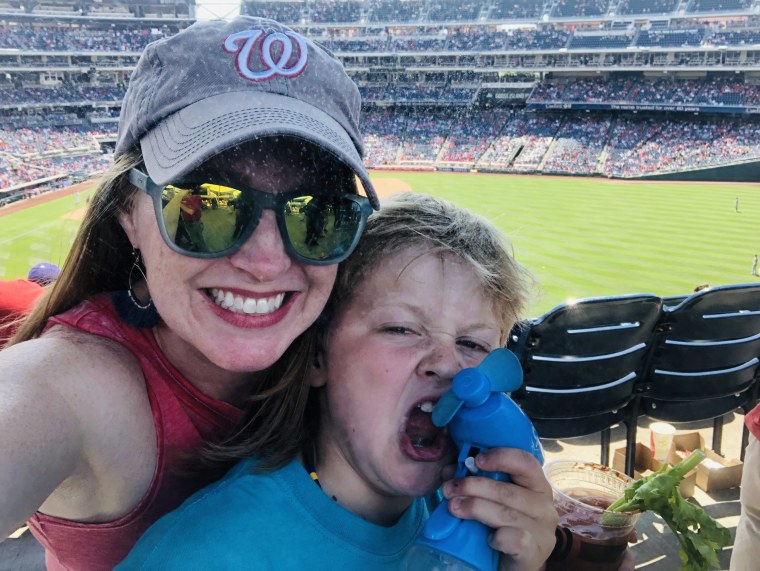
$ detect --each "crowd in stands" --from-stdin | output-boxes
[601,115,760,176]
[0,85,124,106]
[243,1,304,23]
[529,76,760,107]
[0,153,112,191]
[489,0,542,19]
[0,126,103,156]
[2,105,759,192]
[637,29,705,47]
[356,107,760,177]
[542,116,612,174]
[618,0,679,15]
[361,83,477,104]
[503,115,563,171]
[308,0,361,23]
[237,0,760,23]
[399,109,452,163]
[708,28,760,46]
[5,0,759,23]
[569,33,634,49]
[0,111,83,129]
[689,0,752,12]
[553,0,608,18]
[0,126,114,190]
[3,2,760,191]
[0,23,183,52]
[4,15,760,59]
[427,0,482,21]
[313,25,574,53]
[438,108,515,164]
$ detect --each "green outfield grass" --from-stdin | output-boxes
[371,172,760,315]
[0,182,98,283]
[1,174,758,316]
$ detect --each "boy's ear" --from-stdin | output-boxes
[309,350,327,388]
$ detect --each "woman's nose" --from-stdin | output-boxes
[228,209,292,281]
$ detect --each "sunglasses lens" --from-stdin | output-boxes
[158,183,247,254]
[155,180,364,262]
[283,195,364,262]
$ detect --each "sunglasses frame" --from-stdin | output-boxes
[128,168,373,265]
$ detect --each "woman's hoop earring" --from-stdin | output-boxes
[111,249,161,329]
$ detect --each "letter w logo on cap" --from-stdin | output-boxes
[224,29,308,82]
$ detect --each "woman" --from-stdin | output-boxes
[118,193,559,570]
[0,16,378,570]
[730,403,760,571]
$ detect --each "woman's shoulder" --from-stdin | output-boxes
[3,324,155,458]
[0,321,157,528]
[3,325,140,395]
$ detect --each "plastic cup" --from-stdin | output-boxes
[544,460,640,571]
[649,422,676,462]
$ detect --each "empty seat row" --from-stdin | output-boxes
[506,283,760,476]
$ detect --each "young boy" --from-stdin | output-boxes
[117,193,558,570]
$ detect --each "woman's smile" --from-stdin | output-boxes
[208,288,287,315]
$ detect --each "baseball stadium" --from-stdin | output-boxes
[2,0,760,569]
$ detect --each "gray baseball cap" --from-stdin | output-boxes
[116,16,378,209]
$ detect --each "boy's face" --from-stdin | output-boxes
[312,246,502,509]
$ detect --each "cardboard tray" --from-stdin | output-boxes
[667,432,743,493]
[612,442,696,499]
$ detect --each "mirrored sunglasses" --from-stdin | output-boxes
[128,169,373,265]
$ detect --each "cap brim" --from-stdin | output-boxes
[140,91,379,209]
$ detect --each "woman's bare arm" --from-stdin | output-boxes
[0,332,155,537]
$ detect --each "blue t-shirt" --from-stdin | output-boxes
[117,458,428,570]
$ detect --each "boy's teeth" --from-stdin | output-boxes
[419,401,434,413]
[209,289,285,315]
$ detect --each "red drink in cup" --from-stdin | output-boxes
[544,460,640,571]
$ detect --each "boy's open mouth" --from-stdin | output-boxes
[401,399,450,462]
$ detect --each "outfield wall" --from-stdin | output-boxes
[638,161,760,183]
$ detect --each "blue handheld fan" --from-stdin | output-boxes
[403,348,543,571]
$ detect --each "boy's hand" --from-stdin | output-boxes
[441,447,558,571]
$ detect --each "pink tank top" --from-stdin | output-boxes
[26,294,243,570]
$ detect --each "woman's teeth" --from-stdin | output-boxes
[209,288,285,315]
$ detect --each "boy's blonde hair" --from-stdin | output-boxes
[326,192,534,343]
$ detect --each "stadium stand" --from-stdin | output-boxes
[3,0,760,195]
[3,7,760,570]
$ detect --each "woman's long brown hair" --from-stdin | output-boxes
[9,151,142,345]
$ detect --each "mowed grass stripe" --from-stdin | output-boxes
[3,174,758,316]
